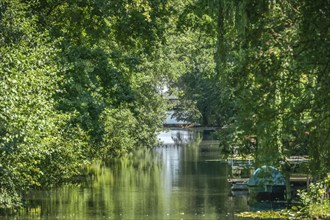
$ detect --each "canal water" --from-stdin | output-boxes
[16,129,252,219]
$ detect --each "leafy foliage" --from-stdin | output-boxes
[0,1,88,209]
[0,0,171,211]
[175,0,330,176]
[1,0,329,213]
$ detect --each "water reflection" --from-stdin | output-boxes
[157,129,199,146]
[19,129,251,220]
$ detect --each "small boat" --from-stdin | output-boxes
[247,166,286,200]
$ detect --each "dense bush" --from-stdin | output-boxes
[0,0,169,210]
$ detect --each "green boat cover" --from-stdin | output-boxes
[247,165,286,186]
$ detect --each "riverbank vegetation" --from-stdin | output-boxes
[0,0,173,211]
[172,0,330,218]
[0,0,329,218]
[173,0,330,173]
[237,175,330,219]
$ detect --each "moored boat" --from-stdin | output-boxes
[247,166,286,200]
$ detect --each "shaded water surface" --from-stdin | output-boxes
[17,129,251,219]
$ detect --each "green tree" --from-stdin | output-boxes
[0,0,89,209]
[175,0,330,178]
[0,0,178,210]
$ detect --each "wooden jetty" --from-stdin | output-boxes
[228,174,310,184]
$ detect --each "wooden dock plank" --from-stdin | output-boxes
[228,176,309,184]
